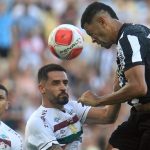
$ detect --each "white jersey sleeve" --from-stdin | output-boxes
[69,100,91,124]
[25,117,59,150]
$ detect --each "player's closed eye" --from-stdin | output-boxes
[63,80,68,86]
[0,96,6,101]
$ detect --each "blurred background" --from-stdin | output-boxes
[0,0,150,149]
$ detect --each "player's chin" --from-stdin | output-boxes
[100,42,112,49]
[58,97,69,105]
[103,44,112,49]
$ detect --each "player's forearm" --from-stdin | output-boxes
[97,82,147,106]
[103,80,121,123]
[104,104,121,123]
[104,78,121,123]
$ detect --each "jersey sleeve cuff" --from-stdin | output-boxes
[40,140,59,150]
[124,62,144,71]
[80,106,91,124]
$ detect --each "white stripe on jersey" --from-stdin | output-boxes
[147,34,150,39]
[127,35,142,63]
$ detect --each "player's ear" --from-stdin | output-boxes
[38,83,46,94]
[96,15,107,27]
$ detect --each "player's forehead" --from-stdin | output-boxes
[84,23,95,35]
[47,71,68,81]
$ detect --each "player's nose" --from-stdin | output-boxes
[59,83,67,90]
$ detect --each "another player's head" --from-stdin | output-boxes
[38,64,69,108]
[0,84,9,117]
[81,2,119,49]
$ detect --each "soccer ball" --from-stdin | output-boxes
[48,24,84,60]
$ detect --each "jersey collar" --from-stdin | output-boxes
[116,23,129,44]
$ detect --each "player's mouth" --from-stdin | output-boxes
[59,93,69,98]
[96,41,106,46]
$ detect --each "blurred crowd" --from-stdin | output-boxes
[0,0,150,149]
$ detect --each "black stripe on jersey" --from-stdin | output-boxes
[116,23,150,105]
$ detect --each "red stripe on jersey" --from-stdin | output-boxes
[0,138,11,147]
[54,115,79,132]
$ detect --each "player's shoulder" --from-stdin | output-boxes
[66,100,91,112]
[66,100,80,108]
[0,121,15,132]
[0,121,11,132]
[68,99,78,105]
[122,23,150,36]
[0,121,23,139]
[26,106,46,127]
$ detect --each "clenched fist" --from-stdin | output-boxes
[78,90,99,107]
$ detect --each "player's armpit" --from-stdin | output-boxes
[47,144,63,150]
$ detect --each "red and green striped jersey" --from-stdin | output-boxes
[25,100,91,150]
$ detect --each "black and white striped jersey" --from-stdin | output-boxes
[116,23,150,106]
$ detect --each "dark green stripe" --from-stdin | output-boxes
[57,129,83,144]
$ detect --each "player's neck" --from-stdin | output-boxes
[42,100,65,112]
[112,20,123,43]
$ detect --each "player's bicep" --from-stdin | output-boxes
[47,144,63,150]
[125,65,145,85]
[124,65,147,95]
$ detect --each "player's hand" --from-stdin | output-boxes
[78,90,99,107]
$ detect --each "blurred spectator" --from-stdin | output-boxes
[0,0,14,58]
[60,0,78,25]
[18,30,44,72]
[13,3,43,39]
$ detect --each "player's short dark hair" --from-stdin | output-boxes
[38,64,67,83]
[81,2,119,28]
[0,84,8,97]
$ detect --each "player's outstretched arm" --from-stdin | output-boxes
[84,74,121,124]
[79,65,147,107]
[47,144,63,150]
[85,104,121,124]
